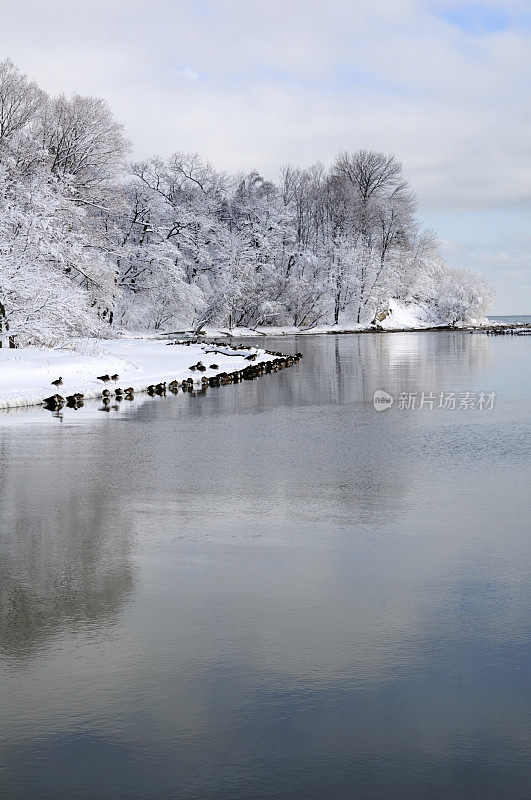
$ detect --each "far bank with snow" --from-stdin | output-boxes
[170,299,491,338]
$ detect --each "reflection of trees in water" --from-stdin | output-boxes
[364,332,494,400]
[171,332,492,412]
[308,331,493,405]
[0,430,134,662]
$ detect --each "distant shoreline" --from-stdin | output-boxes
[162,320,531,339]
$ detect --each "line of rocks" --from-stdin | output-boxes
[483,327,531,336]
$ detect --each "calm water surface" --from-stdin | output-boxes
[0,332,530,800]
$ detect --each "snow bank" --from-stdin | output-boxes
[377,299,437,330]
[0,338,278,409]
[376,299,494,330]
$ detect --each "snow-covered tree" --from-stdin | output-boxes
[0,156,111,346]
[0,59,494,345]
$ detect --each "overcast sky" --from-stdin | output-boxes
[1,0,529,312]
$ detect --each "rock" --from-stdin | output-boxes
[372,308,390,324]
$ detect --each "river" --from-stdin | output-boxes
[0,331,529,799]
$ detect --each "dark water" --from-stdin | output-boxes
[1,332,530,800]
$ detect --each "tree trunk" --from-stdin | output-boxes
[0,300,7,349]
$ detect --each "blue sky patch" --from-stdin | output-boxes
[434,2,510,33]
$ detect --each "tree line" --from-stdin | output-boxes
[0,59,493,347]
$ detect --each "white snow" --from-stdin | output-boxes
[0,338,278,409]
[377,299,434,330]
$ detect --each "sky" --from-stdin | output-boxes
[0,0,529,313]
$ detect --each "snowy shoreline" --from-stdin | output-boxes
[177,323,495,338]
[0,338,290,410]
[163,301,525,338]
[2,318,528,411]
[166,321,529,339]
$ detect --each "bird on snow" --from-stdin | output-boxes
[97,374,111,383]
[51,377,63,387]
[111,373,120,382]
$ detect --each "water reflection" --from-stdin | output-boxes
[0,332,529,800]
[0,428,134,662]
